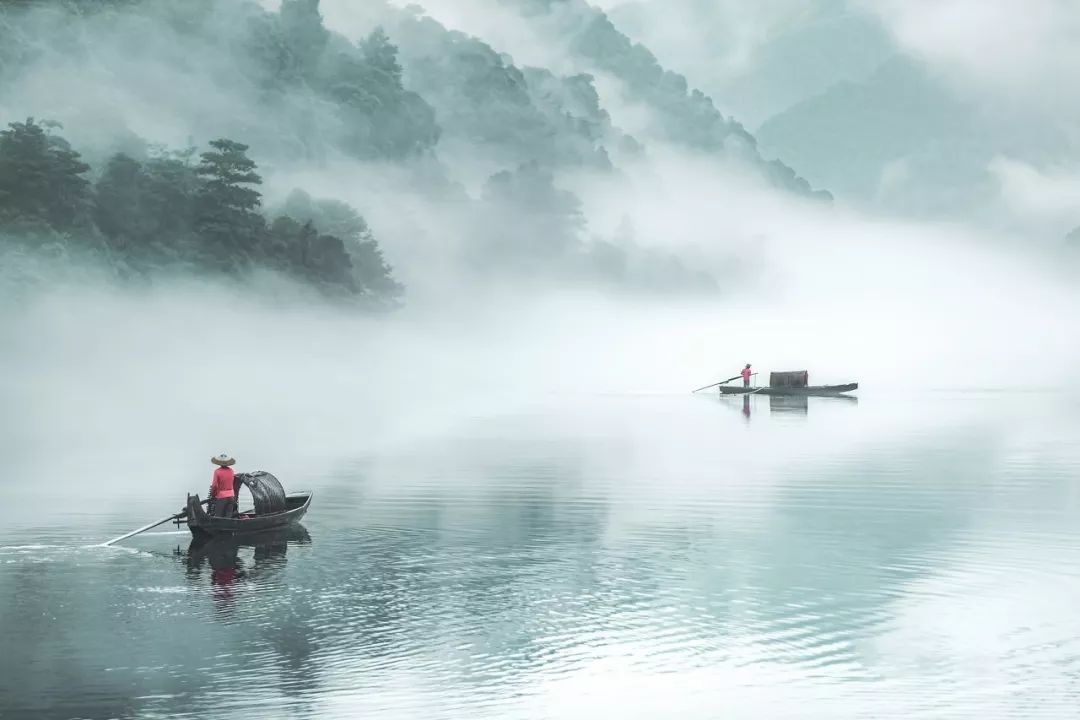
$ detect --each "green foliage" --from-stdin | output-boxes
[340,29,440,158]
[194,138,265,265]
[361,27,402,87]
[279,0,328,77]
[565,9,740,152]
[390,13,611,168]
[281,189,404,301]
[141,153,201,248]
[240,9,305,91]
[762,159,833,203]
[498,0,828,199]
[483,161,585,232]
[196,139,262,211]
[0,118,90,231]
[235,0,441,160]
[523,70,608,144]
[268,214,355,292]
[93,153,148,247]
[93,149,201,264]
[479,161,585,266]
[0,123,404,302]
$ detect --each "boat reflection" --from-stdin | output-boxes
[717,392,859,420]
[177,526,312,614]
[767,394,858,415]
[769,394,809,415]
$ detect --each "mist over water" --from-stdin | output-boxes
[3,0,1080,718]
[4,390,1080,719]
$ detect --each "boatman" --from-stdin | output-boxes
[209,453,238,518]
[741,363,753,387]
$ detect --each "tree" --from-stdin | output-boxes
[241,11,303,91]
[304,231,355,290]
[394,18,554,163]
[141,152,200,252]
[42,131,91,230]
[279,189,404,299]
[93,150,201,262]
[482,161,585,257]
[0,119,50,222]
[349,235,402,300]
[361,27,402,87]
[279,0,328,78]
[0,124,410,302]
[94,153,147,248]
[318,27,439,159]
[268,213,316,270]
[283,190,367,242]
[268,213,358,292]
[0,118,90,231]
[194,138,265,265]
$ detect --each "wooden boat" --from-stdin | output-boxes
[718,382,858,396]
[181,470,313,539]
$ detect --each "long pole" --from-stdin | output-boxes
[692,373,757,393]
[101,512,183,547]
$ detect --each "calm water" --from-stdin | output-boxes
[3,391,1080,719]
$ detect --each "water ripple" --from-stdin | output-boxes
[5,395,1080,718]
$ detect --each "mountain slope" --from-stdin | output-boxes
[757,54,1077,216]
[605,0,894,127]
[496,0,831,200]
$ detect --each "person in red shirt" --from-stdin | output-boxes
[741,364,753,387]
[209,454,238,518]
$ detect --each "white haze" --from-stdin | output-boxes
[591,0,1080,232]
[861,0,1080,229]
[588,0,1080,122]
[861,0,1080,116]
[3,0,1080,516]
[595,0,894,127]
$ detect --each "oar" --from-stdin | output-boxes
[692,374,741,393]
[101,512,185,546]
[100,499,208,547]
[691,373,757,393]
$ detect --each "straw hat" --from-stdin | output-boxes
[211,453,236,467]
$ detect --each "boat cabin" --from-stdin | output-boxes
[769,370,809,388]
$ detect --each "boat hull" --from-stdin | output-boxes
[185,491,313,539]
[718,383,858,396]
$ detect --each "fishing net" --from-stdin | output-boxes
[233,471,288,515]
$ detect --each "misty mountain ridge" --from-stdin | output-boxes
[757,52,1080,230]
[0,0,828,305]
[604,0,895,128]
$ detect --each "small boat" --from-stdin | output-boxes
[717,370,857,397]
[718,382,858,397]
[181,470,313,539]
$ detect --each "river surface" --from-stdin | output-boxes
[2,390,1080,719]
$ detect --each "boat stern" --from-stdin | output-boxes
[185,493,211,535]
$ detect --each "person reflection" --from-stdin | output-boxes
[181,527,310,616]
[207,540,242,615]
[742,394,751,420]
